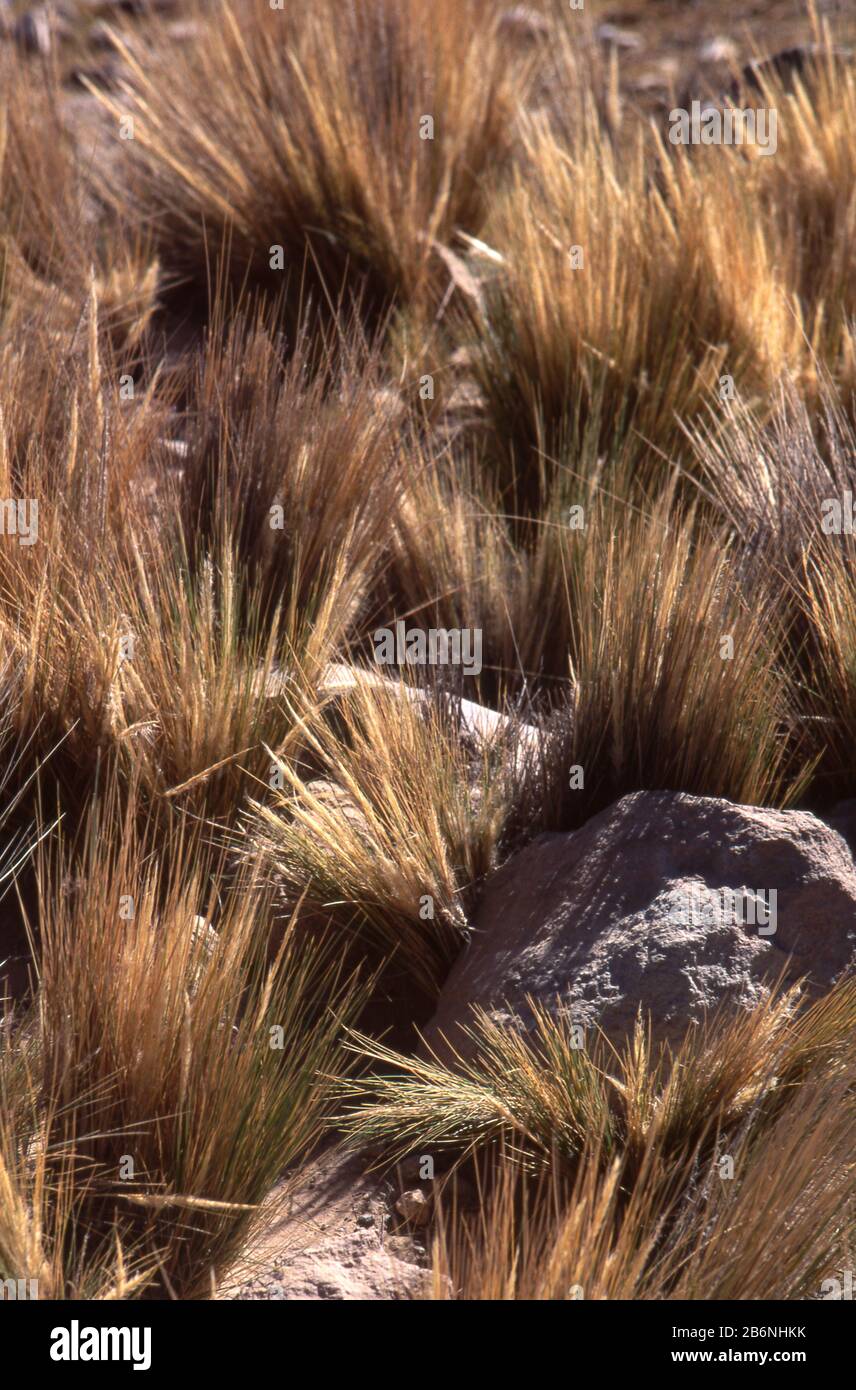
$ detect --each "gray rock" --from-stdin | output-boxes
[424,791,856,1059]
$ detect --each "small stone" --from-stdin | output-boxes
[596,23,642,52]
[356,1212,374,1229]
[699,37,739,65]
[395,1189,431,1227]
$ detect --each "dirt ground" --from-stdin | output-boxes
[219,1148,433,1301]
[565,0,856,117]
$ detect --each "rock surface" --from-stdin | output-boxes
[395,1189,431,1227]
[424,792,856,1059]
[221,1149,427,1301]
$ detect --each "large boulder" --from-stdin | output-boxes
[424,792,856,1058]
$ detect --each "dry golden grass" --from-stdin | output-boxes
[339,984,856,1300]
[174,306,406,627]
[0,62,159,356]
[337,982,855,1169]
[469,117,734,490]
[428,1063,854,1299]
[741,37,856,392]
[0,294,400,821]
[541,488,807,825]
[0,776,366,1299]
[95,0,530,334]
[246,676,515,997]
[467,34,856,497]
[0,1,854,1303]
[691,382,856,799]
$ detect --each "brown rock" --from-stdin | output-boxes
[395,1189,431,1228]
[424,792,856,1059]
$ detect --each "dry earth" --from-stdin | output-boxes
[220,1149,431,1301]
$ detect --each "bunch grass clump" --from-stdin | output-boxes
[246,675,516,998]
[97,0,530,334]
[339,983,856,1300]
[1,0,855,1303]
[428,1060,854,1300]
[1,775,365,1300]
